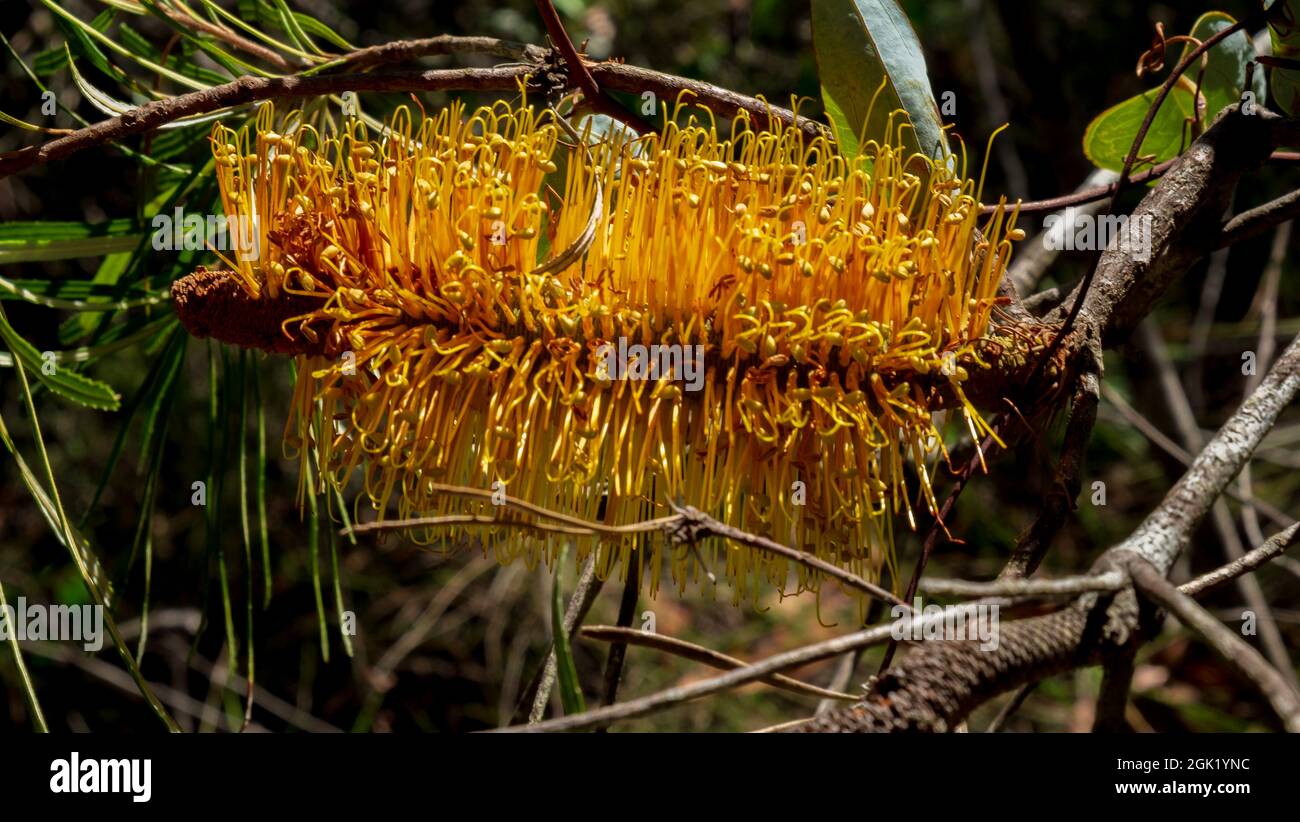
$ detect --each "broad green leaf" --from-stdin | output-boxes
[0,311,121,410]
[1268,0,1300,114]
[811,0,948,160]
[1177,12,1266,124]
[1083,12,1264,172]
[1083,87,1197,173]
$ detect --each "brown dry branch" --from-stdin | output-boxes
[0,48,815,179]
[1128,559,1300,732]
[577,626,857,701]
[1180,523,1300,598]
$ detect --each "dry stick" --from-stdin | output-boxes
[1181,523,1300,598]
[975,151,1298,218]
[579,626,857,701]
[321,35,546,71]
[589,62,825,138]
[1128,558,1300,732]
[980,158,1175,217]
[1116,330,1300,575]
[985,683,1035,732]
[1100,384,1294,528]
[1138,321,1299,691]
[159,3,295,70]
[1093,650,1136,732]
[666,503,904,607]
[1217,188,1300,248]
[530,0,652,135]
[0,45,815,179]
[351,490,900,608]
[919,569,1124,599]
[533,0,599,99]
[805,331,1300,732]
[0,66,530,178]
[493,599,1007,733]
[1001,370,1100,580]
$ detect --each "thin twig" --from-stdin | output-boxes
[579,626,857,701]
[529,554,599,723]
[1180,523,1300,598]
[666,502,904,607]
[985,682,1035,732]
[1137,321,1298,690]
[493,599,1007,732]
[1218,188,1300,248]
[920,570,1124,599]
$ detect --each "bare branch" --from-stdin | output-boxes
[578,626,857,701]
[1128,558,1300,732]
[921,570,1124,599]
[665,503,904,607]
[493,599,1006,732]
[1093,651,1135,733]
[1181,523,1300,598]
[1218,188,1300,249]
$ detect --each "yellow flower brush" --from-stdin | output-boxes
[172,97,1023,602]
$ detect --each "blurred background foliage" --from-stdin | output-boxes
[0,0,1296,732]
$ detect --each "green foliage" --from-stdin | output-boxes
[1083,12,1265,172]
[1267,0,1300,114]
[811,0,948,161]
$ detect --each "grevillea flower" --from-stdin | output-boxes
[173,96,1024,602]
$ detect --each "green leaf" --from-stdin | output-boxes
[0,219,141,264]
[1083,87,1197,173]
[1178,12,1266,124]
[820,90,860,158]
[1268,0,1300,115]
[292,12,354,51]
[0,309,120,410]
[66,50,231,129]
[810,0,948,160]
[32,47,68,75]
[550,544,586,716]
[1083,12,1264,172]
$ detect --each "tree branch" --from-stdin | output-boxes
[1128,557,1300,732]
